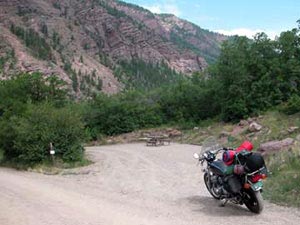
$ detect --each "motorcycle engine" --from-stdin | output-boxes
[223,175,242,194]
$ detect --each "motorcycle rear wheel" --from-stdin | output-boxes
[243,189,264,214]
[204,172,222,199]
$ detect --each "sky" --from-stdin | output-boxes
[122,0,300,39]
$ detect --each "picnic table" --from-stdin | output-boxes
[146,135,171,146]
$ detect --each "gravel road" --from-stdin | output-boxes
[1,143,300,225]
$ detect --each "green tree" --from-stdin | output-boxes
[277,29,300,98]
[212,36,252,121]
[10,25,52,60]
[0,73,66,116]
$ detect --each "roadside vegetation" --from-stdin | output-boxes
[0,73,88,169]
[264,144,300,208]
[179,111,300,147]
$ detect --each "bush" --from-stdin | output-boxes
[221,99,249,122]
[0,73,86,167]
[1,103,86,165]
[280,94,300,115]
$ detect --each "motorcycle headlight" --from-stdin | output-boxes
[193,153,200,159]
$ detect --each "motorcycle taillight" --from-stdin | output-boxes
[251,174,262,183]
[251,174,267,183]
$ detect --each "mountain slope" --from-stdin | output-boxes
[0,0,227,95]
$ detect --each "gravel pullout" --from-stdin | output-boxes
[1,143,300,225]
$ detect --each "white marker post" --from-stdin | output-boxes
[50,142,55,165]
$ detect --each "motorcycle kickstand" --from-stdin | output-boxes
[219,199,228,207]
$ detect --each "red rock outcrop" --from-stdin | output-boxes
[0,0,227,95]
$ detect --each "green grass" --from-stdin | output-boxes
[178,119,237,146]
[258,111,300,140]
[0,151,92,173]
[25,157,93,174]
[263,145,300,207]
[180,111,300,146]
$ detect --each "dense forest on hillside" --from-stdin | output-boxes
[0,22,300,166]
[114,59,184,90]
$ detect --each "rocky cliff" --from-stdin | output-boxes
[0,0,227,95]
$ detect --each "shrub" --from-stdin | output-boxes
[280,94,300,115]
[0,73,85,167]
[1,103,86,165]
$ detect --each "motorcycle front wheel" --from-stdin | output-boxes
[204,172,222,199]
[243,189,264,214]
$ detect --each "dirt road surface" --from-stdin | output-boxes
[1,143,300,225]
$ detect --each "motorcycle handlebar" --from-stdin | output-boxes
[197,147,233,162]
[211,147,227,154]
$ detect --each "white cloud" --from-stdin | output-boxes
[164,4,180,16]
[214,28,280,40]
[142,2,181,16]
[144,5,162,14]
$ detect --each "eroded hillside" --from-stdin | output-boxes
[0,0,226,95]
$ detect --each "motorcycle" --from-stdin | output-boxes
[193,137,268,214]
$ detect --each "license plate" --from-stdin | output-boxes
[251,181,263,191]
